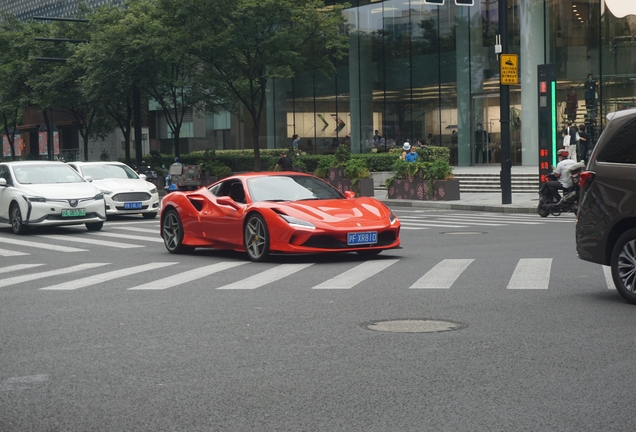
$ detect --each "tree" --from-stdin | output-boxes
[0,15,34,160]
[159,0,349,171]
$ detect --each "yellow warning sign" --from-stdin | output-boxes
[500,54,519,85]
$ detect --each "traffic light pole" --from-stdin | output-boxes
[498,0,512,204]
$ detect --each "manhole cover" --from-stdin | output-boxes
[440,231,487,235]
[360,319,466,333]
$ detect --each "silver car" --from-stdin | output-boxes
[68,161,160,219]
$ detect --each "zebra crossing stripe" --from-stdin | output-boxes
[130,262,248,290]
[399,221,469,228]
[40,262,178,291]
[0,237,87,252]
[398,216,503,227]
[507,258,552,289]
[0,264,45,274]
[110,226,159,234]
[410,259,474,289]
[603,266,616,290]
[36,234,145,249]
[86,231,164,243]
[0,248,29,257]
[0,263,109,288]
[217,263,314,290]
[441,215,543,225]
[313,259,399,289]
[400,227,429,230]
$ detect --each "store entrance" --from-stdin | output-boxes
[471,93,500,165]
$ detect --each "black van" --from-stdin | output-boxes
[576,108,636,304]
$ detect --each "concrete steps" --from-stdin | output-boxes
[454,173,538,193]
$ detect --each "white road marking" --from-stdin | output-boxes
[86,231,164,243]
[398,216,504,226]
[36,234,144,249]
[400,227,429,230]
[0,264,45,274]
[313,259,399,289]
[40,262,178,291]
[217,263,314,290]
[507,258,552,289]
[0,237,87,252]
[0,248,29,257]
[439,215,543,225]
[399,221,469,228]
[410,259,474,289]
[105,220,159,225]
[130,262,248,290]
[603,266,616,290]
[0,263,109,288]
[109,226,159,234]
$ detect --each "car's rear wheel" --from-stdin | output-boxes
[142,212,157,219]
[85,222,104,231]
[244,214,270,262]
[356,250,382,257]
[611,228,636,305]
[10,203,27,235]
[162,209,193,254]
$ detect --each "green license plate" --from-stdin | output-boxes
[62,208,86,217]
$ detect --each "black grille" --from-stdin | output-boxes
[301,231,397,249]
[112,192,151,202]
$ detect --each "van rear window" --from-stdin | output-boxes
[597,118,636,164]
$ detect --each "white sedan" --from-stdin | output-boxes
[68,161,160,219]
[0,161,107,234]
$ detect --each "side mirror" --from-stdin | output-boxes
[139,174,147,180]
[0,178,6,187]
[84,175,93,182]
[344,191,356,199]
[217,196,241,210]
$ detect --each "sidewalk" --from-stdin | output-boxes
[375,165,540,214]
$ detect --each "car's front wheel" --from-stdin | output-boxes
[86,222,104,231]
[611,228,636,305]
[10,203,27,235]
[244,214,270,262]
[162,209,193,254]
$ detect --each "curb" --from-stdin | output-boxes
[377,199,536,214]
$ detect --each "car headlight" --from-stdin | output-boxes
[389,211,397,225]
[23,195,46,203]
[149,186,157,194]
[94,193,104,200]
[100,190,113,195]
[280,214,316,229]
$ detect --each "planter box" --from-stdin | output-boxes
[388,176,460,201]
[324,168,374,197]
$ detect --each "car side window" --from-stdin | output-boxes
[597,118,636,164]
[0,166,12,186]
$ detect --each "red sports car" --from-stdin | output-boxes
[160,172,401,261]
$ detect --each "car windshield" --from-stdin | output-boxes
[247,175,344,202]
[80,164,138,180]
[13,164,85,185]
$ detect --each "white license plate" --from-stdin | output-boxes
[347,231,378,245]
[124,202,142,209]
[62,208,86,217]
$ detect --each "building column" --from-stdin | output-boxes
[349,31,373,154]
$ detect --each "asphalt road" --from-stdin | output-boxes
[1,209,635,431]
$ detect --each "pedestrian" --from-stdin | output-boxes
[405,145,418,162]
[274,151,294,172]
[400,142,410,160]
[566,87,578,122]
[291,134,299,155]
[474,123,489,164]
[562,122,578,161]
[578,123,589,163]
[584,74,598,120]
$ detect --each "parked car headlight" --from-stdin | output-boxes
[390,211,397,225]
[23,195,46,203]
[94,193,104,200]
[100,190,113,195]
[149,186,157,194]
[280,214,316,229]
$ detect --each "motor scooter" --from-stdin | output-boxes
[537,161,585,217]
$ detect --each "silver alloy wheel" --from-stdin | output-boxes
[618,239,636,293]
[162,211,180,252]
[10,204,25,234]
[245,215,268,261]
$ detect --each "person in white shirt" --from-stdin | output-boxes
[547,149,575,202]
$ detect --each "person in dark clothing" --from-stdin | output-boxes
[577,123,589,163]
[584,74,597,120]
[474,123,489,164]
[274,151,294,172]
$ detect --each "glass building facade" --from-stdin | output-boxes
[266,0,636,167]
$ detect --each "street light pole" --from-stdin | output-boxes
[498,0,512,204]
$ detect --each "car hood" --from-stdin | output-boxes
[271,198,392,226]
[91,178,153,192]
[20,182,101,199]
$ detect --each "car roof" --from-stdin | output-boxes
[69,161,127,166]
[2,161,68,166]
[606,107,636,123]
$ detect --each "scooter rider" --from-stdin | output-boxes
[547,149,575,202]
